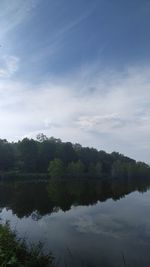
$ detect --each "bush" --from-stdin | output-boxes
[0,223,55,267]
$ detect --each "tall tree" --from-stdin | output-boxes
[48,158,65,179]
[67,160,85,178]
[18,138,38,172]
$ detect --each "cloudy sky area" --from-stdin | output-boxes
[0,0,150,162]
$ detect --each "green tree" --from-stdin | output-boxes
[0,139,15,171]
[88,162,102,178]
[18,138,38,172]
[37,140,56,172]
[95,162,102,177]
[67,160,85,178]
[56,142,77,165]
[48,159,65,179]
[111,160,128,178]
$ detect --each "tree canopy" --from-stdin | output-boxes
[0,134,149,180]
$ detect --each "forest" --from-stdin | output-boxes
[0,133,149,180]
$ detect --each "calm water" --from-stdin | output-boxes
[0,178,150,267]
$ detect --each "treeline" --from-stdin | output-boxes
[0,133,149,179]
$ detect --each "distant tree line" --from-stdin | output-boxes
[0,133,149,180]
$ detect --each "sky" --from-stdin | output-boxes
[0,0,150,162]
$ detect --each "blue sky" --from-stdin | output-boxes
[0,0,150,162]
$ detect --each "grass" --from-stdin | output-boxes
[0,223,56,267]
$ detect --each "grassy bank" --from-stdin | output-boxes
[0,223,55,267]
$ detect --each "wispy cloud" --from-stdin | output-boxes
[0,55,19,78]
[0,0,38,38]
[29,5,95,63]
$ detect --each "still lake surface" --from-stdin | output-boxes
[0,178,150,266]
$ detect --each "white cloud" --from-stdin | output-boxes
[0,65,150,162]
[72,214,124,238]
[0,55,19,78]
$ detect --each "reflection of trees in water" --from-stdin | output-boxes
[0,182,54,218]
[0,177,150,219]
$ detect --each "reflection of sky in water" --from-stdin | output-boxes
[1,191,150,266]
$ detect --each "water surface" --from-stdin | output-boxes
[0,178,150,266]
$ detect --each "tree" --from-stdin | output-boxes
[48,159,65,179]
[111,161,130,179]
[18,138,38,172]
[37,140,56,172]
[0,139,15,171]
[56,142,77,165]
[67,160,85,178]
[95,162,103,178]
[88,162,102,178]
[77,147,99,169]
[36,133,48,142]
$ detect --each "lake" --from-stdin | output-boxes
[0,178,150,267]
